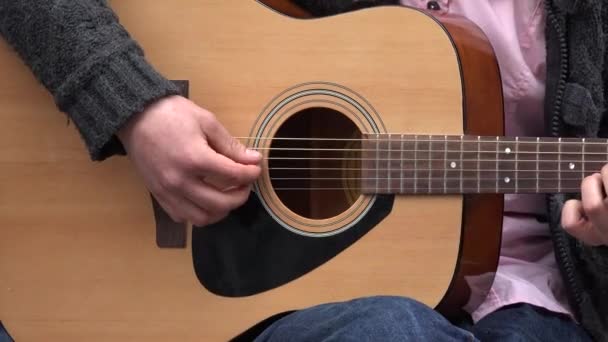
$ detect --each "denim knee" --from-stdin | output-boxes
[342,296,436,322]
[255,296,476,341]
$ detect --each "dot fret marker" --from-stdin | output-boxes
[355,133,602,195]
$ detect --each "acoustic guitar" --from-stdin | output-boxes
[0,1,595,341]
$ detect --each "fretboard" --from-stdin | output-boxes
[360,134,606,194]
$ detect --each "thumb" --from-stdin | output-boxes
[561,199,604,246]
[204,118,261,165]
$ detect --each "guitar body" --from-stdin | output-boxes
[0,1,503,341]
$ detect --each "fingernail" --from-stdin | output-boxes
[246,148,262,158]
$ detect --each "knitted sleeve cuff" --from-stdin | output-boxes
[64,49,180,161]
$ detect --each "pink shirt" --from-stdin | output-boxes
[399,0,574,322]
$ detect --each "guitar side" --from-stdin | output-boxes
[0,1,502,340]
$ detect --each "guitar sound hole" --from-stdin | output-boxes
[269,107,362,219]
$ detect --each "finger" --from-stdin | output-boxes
[581,173,608,235]
[203,115,262,165]
[156,191,211,227]
[561,199,604,246]
[199,148,261,188]
[184,180,252,214]
[601,164,608,197]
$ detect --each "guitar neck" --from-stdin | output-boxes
[361,134,606,194]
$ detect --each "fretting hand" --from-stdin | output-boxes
[117,95,262,227]
[561,165,608,246]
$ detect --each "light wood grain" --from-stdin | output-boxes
[0,2,465,340]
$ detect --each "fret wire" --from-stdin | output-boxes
[414,135,418,194]
[460,135,464,194]
[388,134,391,193]
[375,134,379,194]
[515,137,519,193]
[400,134,404,193]
[444,135,448,194]
[558,137,562,192]
[428,135,432,194]
[477,136,481,193]
[495,136,499,193]
[582,138,586,181]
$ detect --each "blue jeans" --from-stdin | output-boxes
[254,296,593,341]
[0,322,12,342]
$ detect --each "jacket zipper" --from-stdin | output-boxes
[545,0,585,314]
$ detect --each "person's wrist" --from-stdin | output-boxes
[116,112,139,148]
[116,95,173,147]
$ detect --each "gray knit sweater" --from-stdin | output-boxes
[0,1,180,160]
[1,0,608,341]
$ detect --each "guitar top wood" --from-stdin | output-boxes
[0,1,505,341]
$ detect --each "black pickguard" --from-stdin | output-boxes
[191,193,394,297]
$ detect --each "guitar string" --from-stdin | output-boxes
[269,177,591,180]
[268,187,583,191]
[250,147,607,155]
[236,136,608,145]
[242,137,602,185]
[265,167,598,172]
[262,157,607,162]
